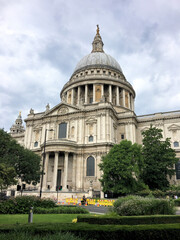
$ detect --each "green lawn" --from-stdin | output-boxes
[0,214,78,225]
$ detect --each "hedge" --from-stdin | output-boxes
[112,196,175,215]
[0,196,56,214]
[34,206,89,214]
[0,222,179,240]
[174,198,180,206]
[77,214,180,225]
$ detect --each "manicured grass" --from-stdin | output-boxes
[0,214,78,225]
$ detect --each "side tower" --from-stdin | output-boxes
[10,112,25,146]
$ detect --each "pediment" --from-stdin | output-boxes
[85,117,97,124]
[168,124,180,131]
[44,103,80,116]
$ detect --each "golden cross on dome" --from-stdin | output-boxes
[19,111,21,117]
[96,25,99,35]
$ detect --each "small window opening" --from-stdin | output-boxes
[89,97,93,104]
[121,134,124,139]
[174,141,179,147]
[89,135,93,142]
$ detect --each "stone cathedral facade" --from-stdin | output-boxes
[10,26,180,198]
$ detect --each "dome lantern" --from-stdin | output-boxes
[91,25,104,53]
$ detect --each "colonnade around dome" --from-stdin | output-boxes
[62,83,134,111]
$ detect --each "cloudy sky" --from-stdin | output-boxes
[1,0,180,131]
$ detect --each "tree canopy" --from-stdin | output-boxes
[141,125,178,190]
[0,163,17,191]
[99,140,146,195]
[0,128,41,187]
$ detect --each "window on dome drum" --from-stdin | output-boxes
[34,141,38,147]
[89,135,93,142]
[121,134,124,139]
[175,161,180,179]
[174,141,179,147]
[87,156,95,176]
[59,122,67,138]
[89,97,93,104]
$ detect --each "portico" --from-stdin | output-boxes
[42,151,77,192]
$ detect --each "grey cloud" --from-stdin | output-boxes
[1,0,180,131]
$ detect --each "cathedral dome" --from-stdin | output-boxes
[74,52,122,73]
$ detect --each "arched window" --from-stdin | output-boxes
[59,122,67,138]
[34,141,38,147]
[87,156,95,176]
[174,141,179,147]
[89,135,93,142]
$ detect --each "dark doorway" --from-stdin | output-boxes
[56,169,61,190]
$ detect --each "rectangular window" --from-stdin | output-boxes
[121,134,124,139]
[175,161,180,179]
[59,123,67,138]
[89,97,93,103]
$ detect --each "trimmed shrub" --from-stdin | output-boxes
[0,196,56,214]
[134,189,152,197]
[0,231,84,240]
[112,196,175,216]
[34,206,89,214]
[77,214,180,225]
[135,189,165,198]
[174,198,180,206]
[0,222,179,240]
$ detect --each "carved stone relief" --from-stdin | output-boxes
[58,107,69,115]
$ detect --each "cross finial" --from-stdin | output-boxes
[97,25,99,35]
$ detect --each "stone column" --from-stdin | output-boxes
[128,92,130,109]
[116,86,120,105]
[62,152,69,191]
[42,152,49,190]
[109,85,112,103]
[101,84,104,97]
[131,95,134,111]
[85,85,88,104]
[122,89,125,107]
[93,84,96,103]
[72,154,76,191]
[77,86,81,105]
[71,88,74,105]
[52,152,59,191]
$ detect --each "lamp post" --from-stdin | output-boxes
[39,129,54,198]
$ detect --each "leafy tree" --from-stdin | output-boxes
[141,125,178,190]
[0,163,17,191]
[0,128,41,186]
[99,140,146,195]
